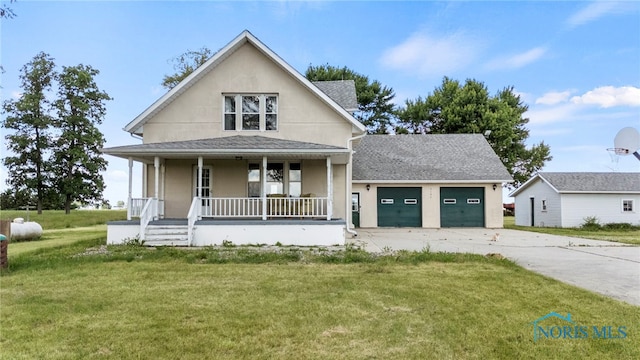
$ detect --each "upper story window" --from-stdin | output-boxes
[224,94,278,131]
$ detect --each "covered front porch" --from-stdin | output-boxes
[102,136,353,246]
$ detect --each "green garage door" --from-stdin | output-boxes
[440,187,485,227]
[377,187,422,227]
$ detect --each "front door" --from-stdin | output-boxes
[351,193,360,227]
[193,166,213,215]
[530,197,535,226]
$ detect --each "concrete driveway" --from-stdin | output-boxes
[352,228,640,306]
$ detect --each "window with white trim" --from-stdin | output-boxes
[224,94,278,131]
[247,162,300,197]
[622,199,634,212]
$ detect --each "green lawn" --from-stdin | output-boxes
[1,230,638,360]
[0,209,127,231]
[504,216,640,245]
[7,225,108,257]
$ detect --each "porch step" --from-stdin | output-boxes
[144,225,189,246]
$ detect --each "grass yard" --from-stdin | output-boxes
[7,225,108,257]
[1,232,638,360]
[504,216,640,245]
[0,209,127,231]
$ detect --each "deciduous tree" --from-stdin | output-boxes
[0,0,16,19]
[397,77,551,187]
[52,64,111,213]
[161,47,213,90]
[1,52,56,214]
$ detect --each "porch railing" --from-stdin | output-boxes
[199,197,328,218]
[139,198,159,241]
[187,197,200,246]
[129,198,148,219]
[201,197,263,218]
[264,196,327,218]
[129,197,164,219]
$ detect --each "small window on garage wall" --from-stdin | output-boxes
[541,199,547,211]
[380,199,394,204]
[622,199,634,212]
[467,198,481,204]
[443,199,456,204]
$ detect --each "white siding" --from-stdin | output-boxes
[560,193,640,227]
[513,179,562,227]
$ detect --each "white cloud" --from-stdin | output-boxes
[566,1,626,28]
[105,170,129,183]
[379,31,482,78]
[535,90,572,105]
[512,90,535,104]
[525,103,579,125]
[570,86,640,108]
[485,47,547,70]
[11,91,22,99]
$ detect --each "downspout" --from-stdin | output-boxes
[345,132,367,236]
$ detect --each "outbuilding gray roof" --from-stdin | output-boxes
[538,172,640,192]
[352,134,513,182]
[312,80,358,112]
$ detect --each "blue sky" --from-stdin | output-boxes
[1,0,639,204]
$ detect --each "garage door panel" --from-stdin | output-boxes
[377,187,422,227]
[440,187,484,227]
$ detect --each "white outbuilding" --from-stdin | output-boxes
[510,172,640,228]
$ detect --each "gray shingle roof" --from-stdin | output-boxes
[539,172,640,192]
[352,134,513,181]
[103,135,347,155]
[102,135,349,162]
[312,80,358,111]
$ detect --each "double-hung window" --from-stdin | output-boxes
[622,199,634,212]
[224,94,278,131]
[247,162,300,197]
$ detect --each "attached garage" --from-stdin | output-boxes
[440,187,485,227]
[351,135,513,229]
[377,187,422,227]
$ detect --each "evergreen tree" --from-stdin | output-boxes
[305,64,396,134]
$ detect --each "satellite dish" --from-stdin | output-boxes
[612,127,640,156]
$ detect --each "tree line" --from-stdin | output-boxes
[164,49,551,187]
[1,52,111,214]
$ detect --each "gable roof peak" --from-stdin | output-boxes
[124,30,365,136]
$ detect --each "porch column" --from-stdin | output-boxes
[154,157,160,199]
[160,163,166,219]
[127,157,133,220]
[262,156,267,220]
[326,157,332,220]
[197,157,203,197]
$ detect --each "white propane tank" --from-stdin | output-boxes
[10,218,43,241]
